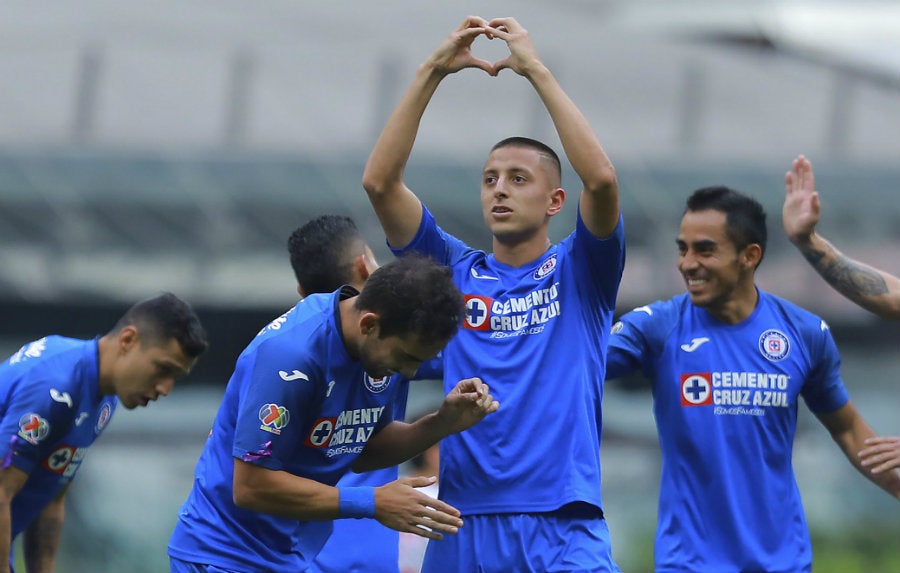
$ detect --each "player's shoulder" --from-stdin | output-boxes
[3,335,91,372]
[622,295,686,322]
[759,291,825,331]
[255,298,330,341]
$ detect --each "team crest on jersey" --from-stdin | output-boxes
[95,403,112,434]
[305,417,336,448]
[364,374,390,393]
[533,254,557,280]
[43,445,87,477]
[18,413,50,444]
[680,373,713,406]
[758,329,790,361]
[259,403,291,435]
[463,295,492,330]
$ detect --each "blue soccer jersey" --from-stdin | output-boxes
[607,291,849,573]
[168,288,409,572]
[0,336,117,540]
[309,354,440,573]
[392,206,625,515]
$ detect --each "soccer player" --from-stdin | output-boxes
[606,186,900,572]
[289,215,440,573]
[167,255,498,573]
[0,292,208,573]
[783,154,900,475]
[362,16,624,572]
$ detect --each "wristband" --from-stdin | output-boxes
[338,486,376,519]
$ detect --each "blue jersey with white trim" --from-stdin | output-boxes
[0,336,116,539]
[392,206,624,515]
[168,288,408,572]
[607,291,848,573]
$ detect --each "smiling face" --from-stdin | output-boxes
[480,145,563,246]
[112,330,197,409]
[677,208,760,321]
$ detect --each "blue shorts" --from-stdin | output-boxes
[170,556,245,573]
[421,506,621,573]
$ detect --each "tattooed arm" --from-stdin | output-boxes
[783,155,900,320]
[24,483,70,573]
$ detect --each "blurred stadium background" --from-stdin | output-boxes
[1,1,898,571]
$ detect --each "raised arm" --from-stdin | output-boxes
[488,17,619,238]
[362,16,495,249]
[783,155,900,320]
[815,401,900,500]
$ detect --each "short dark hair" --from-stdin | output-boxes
[685,186,768,265]
[356,254,463,345]
[288,215,364,295]
[491,136,562,186]
[110,292,208,358]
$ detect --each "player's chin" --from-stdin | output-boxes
[686,291,710,307]
[122,396,150,410]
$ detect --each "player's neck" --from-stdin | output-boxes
[338,297,363,360]
[492,235,551,268]
[95,334,116,396]
[705,285,759,325]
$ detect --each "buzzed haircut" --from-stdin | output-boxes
[288,215,364,295]
[110,292,208,358]
[685,185,768,265]
[491,136,562,187]
[356,253,463,346]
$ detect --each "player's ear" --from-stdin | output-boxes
[118,325,140,353]
[354,254,372,284]
[547,187,565,216]
[358,312,380,337]
[742,243,763,270]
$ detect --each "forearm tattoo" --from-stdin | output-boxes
[24,516,63,565]
[802,247,889,297]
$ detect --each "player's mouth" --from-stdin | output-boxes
[491,205,513,219]
[685,277,708,292]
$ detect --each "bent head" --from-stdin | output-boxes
[677,186,766,312]
[481,137,564,245]
[106,293,208,409]
[288,214,378,296]
[354,254,462,378]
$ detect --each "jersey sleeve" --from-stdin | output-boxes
[0,371,78,474]
[798,319,849,414]
[606,302,670,381]
[389,205,473,266]
[231,338,324,471]
[570,209,626,309]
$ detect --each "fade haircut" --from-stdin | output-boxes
[288,215,364,295]
[356,253,463,346]
[685,186,768,266]
[110,292,208,358]
[491,136,562,187]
